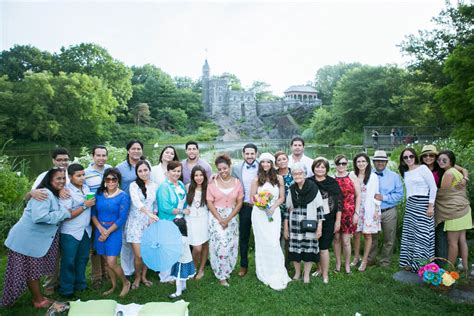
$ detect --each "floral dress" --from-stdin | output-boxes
[206,179,243,281]
[356,180,367,233]
[335,174,356,234]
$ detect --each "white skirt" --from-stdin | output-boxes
[186,208,209,246]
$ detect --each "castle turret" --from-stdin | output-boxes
[202,60,210,114]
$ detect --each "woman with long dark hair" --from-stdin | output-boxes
[250,153,290,290]
[351,153,381,272]
[435,150,471,273]
[91,168,131,296]
[151,145,180,187]
[185,165,210,280]
[2,168,72,308]
[125,160,158,290]
[398,148,437,272]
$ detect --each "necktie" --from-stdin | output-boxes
[375,171,384,177]
[246,163,257,169]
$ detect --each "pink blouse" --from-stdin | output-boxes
[206,178,243,208]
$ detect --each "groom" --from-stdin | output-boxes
[232,143,258,277]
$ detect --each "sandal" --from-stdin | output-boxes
[142,280,153,287]
[32,297,52,309]
[131,282,140,290]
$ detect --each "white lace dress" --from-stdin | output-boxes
[251,182,291,290]
[185,189,209,246]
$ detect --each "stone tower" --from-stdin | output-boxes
[202,59,210,113]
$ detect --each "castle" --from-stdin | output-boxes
[201,60,322,121]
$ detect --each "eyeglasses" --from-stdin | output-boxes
[422,154,436,158]
[55,158,69,162]
[438,158,449,164]
[105,177,118,183]
[336,162,348,166]
[403,155,415,161]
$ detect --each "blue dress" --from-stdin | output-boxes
[92,191,131,256]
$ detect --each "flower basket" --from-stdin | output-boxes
[418,257,460,292]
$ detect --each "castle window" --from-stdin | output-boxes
[219,96,222,102]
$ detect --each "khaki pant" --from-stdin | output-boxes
[368,207,398,266]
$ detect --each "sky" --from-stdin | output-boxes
[1,0,447,95]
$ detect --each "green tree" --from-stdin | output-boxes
[155,107,188,134]
[55,43,133,109]
[250,81,279,102]
[314,62,362,105]
[436,44,474,144]
[132,102,152,125]
[221,73,243,91]
[0,45,54,81]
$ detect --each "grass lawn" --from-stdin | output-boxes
[0,251,473,316]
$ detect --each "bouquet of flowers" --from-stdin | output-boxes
[254,191,274,222]
[418,258,460,290]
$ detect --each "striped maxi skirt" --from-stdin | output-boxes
[399,195,434,272]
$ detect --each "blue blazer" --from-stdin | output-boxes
[5,189,71,258]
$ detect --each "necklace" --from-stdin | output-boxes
[219,175,233,184]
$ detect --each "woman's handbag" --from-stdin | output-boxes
[301,220,317,232]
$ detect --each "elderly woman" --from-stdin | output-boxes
[250,153,290,290]
[284,162,325,284]
[333,154,360,274]
[156,160,188,282]
[2,168,72,308]
[92,168,131,297]
[398,148,437,272]
[435,150,471,273]
[207,154,243,287]
[310,157,343,284]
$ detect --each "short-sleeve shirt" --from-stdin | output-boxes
[181,158,213,185]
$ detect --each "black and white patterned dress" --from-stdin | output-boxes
[287,192,325,263]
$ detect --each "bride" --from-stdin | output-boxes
[250,153,291,290]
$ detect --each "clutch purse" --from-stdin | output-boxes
[301,220,317,232]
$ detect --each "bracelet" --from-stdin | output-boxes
[463,177,469,182]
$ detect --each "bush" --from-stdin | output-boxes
[110,124,162,146]
[0,150,31,246]
[73,142,127,168]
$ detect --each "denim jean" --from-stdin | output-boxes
[59,232,90,295]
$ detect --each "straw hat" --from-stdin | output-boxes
[421,145,438,156]
[372,150,389,161]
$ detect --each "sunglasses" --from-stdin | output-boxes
[105,177,118,183]
[438,158,449,164]
[403,154,415,161]
[336,162,348,166]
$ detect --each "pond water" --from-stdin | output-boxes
[6,140,365,180]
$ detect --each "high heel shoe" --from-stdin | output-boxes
[358,261,367,272]
[350,258,361,267]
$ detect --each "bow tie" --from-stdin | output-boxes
[246,163,257,169]
[375,171,384,177]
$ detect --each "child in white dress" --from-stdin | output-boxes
[169,217,196,299]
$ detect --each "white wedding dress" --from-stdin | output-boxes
[252,182,291,290]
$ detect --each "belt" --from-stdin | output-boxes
[243,202,253,208]
[100,221,114,225]
[381,207,393,213]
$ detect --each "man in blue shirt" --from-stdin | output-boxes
[368,150,404,267]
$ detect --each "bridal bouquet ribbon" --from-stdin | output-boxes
[254,191,274,222]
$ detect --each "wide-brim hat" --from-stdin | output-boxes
[372,150,389,161]
[421,145,438,156]
[259,152,275,164]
